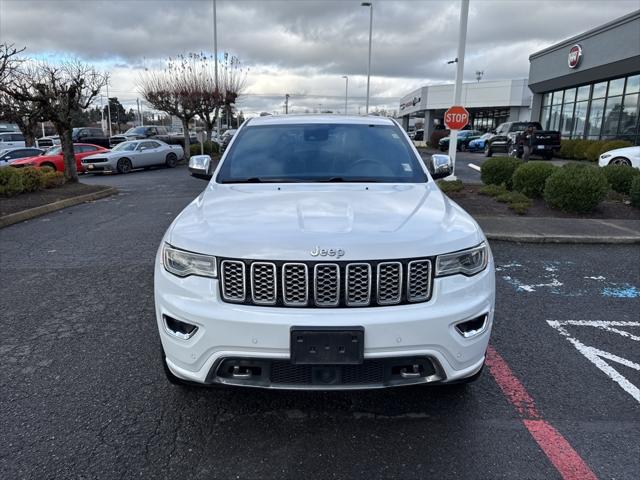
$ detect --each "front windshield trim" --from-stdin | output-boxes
[215,123,428,185]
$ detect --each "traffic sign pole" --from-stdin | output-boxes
[444,0,469,182]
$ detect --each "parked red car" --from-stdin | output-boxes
[10,144,109,173]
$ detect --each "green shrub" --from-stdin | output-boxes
[18,167,45,192]
[479,184,508,197]
[630,176,640,208]
[495,191,530,204]
[509,202,531,215]
[512,161,557,198]
[189,140,220,157]
[572,139,592,160]
[558,139,633,161]
[0,167,24,196]
[543,165,609,213]
[437,179,464,194]
[42,171,65,188]
[600,140,632,157]
[602,165,640,194]
[480,156,523,189]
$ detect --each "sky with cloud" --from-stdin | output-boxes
[0,0,638,116]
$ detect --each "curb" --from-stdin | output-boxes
[0,186,118,229]
[484,232,640,244]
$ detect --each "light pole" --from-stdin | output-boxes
[341,76,348,115]
[361,2,373,114]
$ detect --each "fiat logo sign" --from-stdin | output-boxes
[568,44,582,69]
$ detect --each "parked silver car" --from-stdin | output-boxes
[82,139,184,174]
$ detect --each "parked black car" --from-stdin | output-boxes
[484,122,560,160]
[72,127,110,148]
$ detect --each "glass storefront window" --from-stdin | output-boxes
[576,85,590,101]
[551,91,563,105]
[550,104,562,130]
[561,103,575,137]
[540,106,550,129]
[626,74,640,94]
[608,78,625,97]
[572,101,588,138]
[618,93,638,138]
[542,93,552,107]
[587,98,605,137]
[563,88,576,104]
[592,82,607,99]
[601,96,623,136]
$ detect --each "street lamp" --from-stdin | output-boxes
[341,75,348,115]
[361,1,373,114]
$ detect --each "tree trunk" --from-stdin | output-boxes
[23,118,40,147]
[182,118,191,160]
[56,124,78,182]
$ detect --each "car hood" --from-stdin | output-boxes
[603,146,639,156]
[167,183,485,260]
[83,151,122,161]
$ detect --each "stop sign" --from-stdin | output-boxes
[444,105,469,130]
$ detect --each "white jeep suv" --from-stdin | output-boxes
[155,115,495,390]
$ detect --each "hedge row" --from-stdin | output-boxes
[558,139,632,162]
[480,156,639,213]
[189,140,220,157]
[0,166,65,197]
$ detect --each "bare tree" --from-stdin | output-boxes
[138,55,201,160]
[5,59,108,181]
[0,88,44,147]
[219,53,248,130]
[0,43,24,88]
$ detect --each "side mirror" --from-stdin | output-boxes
[189,154,212,179]
[428,154,453,180]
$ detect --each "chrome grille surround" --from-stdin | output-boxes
[407,259,432,302]
[220,260,246,302]
[314,263,340,307]
[345,263,372,306]
[218,257,433,308]
[282,263,308,306]
[250,262,277,305]
[377,262,403,305]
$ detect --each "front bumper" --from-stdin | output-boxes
[154,253,495,389]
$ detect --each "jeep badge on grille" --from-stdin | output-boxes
[310,246,345,258]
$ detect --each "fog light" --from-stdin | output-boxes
[455,315,488,338]
[163,315,198,340]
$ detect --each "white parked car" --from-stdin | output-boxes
[0,132,26,148]
[156,115,495,390]
[598,145,640,169]
[82,139,184,174]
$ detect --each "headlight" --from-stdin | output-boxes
[162,244,217,278]
[600,154,611,159]
[435,243,488,277]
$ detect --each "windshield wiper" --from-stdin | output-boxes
[221,177,307,184]
[318,177,384,183]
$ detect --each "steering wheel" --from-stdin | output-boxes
[344,158,393,176]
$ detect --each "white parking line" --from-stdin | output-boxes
[468,163,481,172]
[547,320,640,403]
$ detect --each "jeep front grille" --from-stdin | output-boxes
[218,258,433,308]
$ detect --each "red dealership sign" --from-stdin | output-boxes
[444,105,469,130]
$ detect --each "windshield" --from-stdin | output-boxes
[217,123,427,183]
[124,127,146,135]
[112,141,138,151]
[45,146,62,155]
[511,122,529,132]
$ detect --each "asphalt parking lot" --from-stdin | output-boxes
[1,166,639,479]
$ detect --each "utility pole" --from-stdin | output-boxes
[213,0,221,136]
[285,94,290,114]
[106,84,112,137]
[446,0,469,181]
[361,2,373,113]
[137,98,142,126]
[342,76,348,115]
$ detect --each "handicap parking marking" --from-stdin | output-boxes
[497,260,640,297]
[547,320,640,403]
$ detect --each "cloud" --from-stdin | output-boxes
[1,0,638,115]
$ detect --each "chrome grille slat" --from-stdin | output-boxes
[408,259,432,302]
[282,263,308,306]
[314,263,340,307]
[346,263,371,306]
[250,262,277,305]
[220,258,431,307]
[221,260,246,302]
[377,262,403,305]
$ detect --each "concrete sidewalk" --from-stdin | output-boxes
[475,216,640,243]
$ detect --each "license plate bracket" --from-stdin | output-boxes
[290,327,364,365]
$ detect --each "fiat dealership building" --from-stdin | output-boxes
[399,10,640,145]
[528,10,640,144]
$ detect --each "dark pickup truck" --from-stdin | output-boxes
[109,126,197,148]
[72,127,110,148]
[484,121,560,160]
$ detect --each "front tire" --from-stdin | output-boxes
[41,162,56,171]
[542,151,553,160]
[484,144,493,157]
[116,157,132,174]
[508,142,519,158]
[165,152,178,168]
[610,157,632,167]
